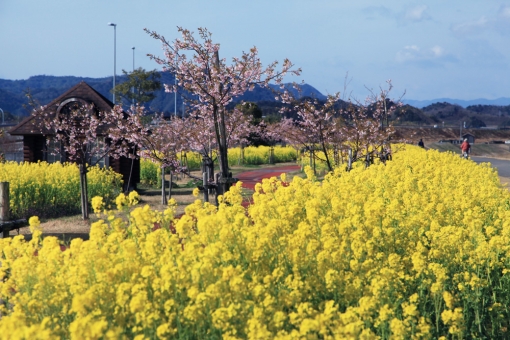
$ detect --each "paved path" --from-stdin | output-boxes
[471,157,510,178]
[236,165,301,190]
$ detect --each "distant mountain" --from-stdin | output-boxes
[0,74,325,117]
[404,97,510,109]
[0,75,114,116]
[268,83,327,100]
[3,74,510,128]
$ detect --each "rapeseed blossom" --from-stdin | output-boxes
[140,145,298,186]
[1,146,510,338]
[0,161,122,219]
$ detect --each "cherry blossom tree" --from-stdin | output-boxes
[33,102,137,219]
[293,94,343,172]
[107,105,192,204]
[273,94,345,172]
[277,81,403,172]
[343,81,402,169]
[145,27,300,195]
[180,108,254,201]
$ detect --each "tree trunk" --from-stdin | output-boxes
[213,51,233,197]
[312,150,317,176]
[321,142,333,172]
[161,166,167,205]
[168,172,173,200]
[79,164,89,219]
[309,148,313,169]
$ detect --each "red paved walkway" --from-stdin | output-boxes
[236,165,301,190]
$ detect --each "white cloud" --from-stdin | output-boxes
[452,5,510,37]
[404,5,430,22]
[362,5,392,19]
[395,45,454,65]
[363,4,431,24]
[498,5,510,19]
[396,45,421,62]
[395,5,432,25]
[431,45,443,57]
[451,16,490,36]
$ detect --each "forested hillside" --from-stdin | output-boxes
[0,74,325,117]
[2,74,510,129]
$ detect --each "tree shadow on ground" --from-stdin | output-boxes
[21,233,90,243]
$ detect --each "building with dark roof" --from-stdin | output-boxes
[462,133,475,144]
[9,81,139,189]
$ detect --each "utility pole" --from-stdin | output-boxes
[174,54,177,117]
[108,23,117,104]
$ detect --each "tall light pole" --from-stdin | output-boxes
[174,54,177,117]
[132,46,135,106]
[108,22,117,104]
[132,46,135,71]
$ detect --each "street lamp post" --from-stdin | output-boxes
[132,47,135,106]
[174,54,177,117]
[108,22,117,104]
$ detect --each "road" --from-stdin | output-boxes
[471,157,510,178]
[236,165,301,190]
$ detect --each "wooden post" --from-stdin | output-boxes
[214,173,220,206]
[0,182,9,238]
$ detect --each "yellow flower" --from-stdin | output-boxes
[128,190,140,206]
[91,196,104,214]
[192,187,200,197]
[28,216,40,228]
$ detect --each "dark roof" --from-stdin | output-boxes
[9,81,114,135]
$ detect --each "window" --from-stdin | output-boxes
[90,137,108,168]
[46,138,63,163]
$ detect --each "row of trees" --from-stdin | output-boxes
[277,83,401,173]
[34,26,401,219]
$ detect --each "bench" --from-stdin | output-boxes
[0,219,26,238]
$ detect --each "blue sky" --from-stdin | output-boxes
[1,0,509,101]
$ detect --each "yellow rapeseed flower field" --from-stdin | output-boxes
[0,161,123,219]
[1,146,510,339]
[141,146,298,186]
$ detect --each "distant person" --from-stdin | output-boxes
[418,138,425,148]
[461,138,471,158]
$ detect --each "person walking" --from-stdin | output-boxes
[461,138,471,158]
